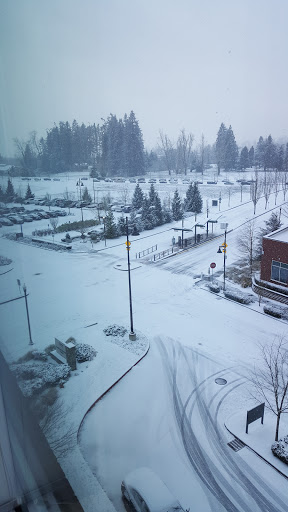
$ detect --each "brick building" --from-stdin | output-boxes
[260,225,288,287]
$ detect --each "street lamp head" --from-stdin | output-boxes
[217,248,222,254]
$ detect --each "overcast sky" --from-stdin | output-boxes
[1,0,288,156]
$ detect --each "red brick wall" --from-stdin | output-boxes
[261,238,288,286]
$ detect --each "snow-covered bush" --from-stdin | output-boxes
[103,324,127,337]
[263,305,284,319]
[271,436,288,464]
[0,255,12,266]
[224,288,254,304]
[208,283,220,293]
[17,350,48,363]
[75,343,97,362]
[10,361,70,396]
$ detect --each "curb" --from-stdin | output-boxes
[77,339,150,440]
[224,423,288,480]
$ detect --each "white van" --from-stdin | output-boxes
[121,467,185,512]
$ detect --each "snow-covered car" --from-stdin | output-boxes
[0,217,13,226]
[121,467,185,512]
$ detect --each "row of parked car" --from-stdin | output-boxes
[0,206,67,227]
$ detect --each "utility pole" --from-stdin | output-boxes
[126,217,136,340]
[23,283,33,345]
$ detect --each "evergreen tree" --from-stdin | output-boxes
[263,135,276,171]
[215,123,227,174]
[0,185,4,201]
[248,146,254,168]
[5,179,15,201]
[276,145,284,172]
[192,182,203,213]
[105,211,118,239]
[224,125,238,171]
[284,143,288,172]
[255,136,265,168]
[141,196,154,229]
[129,210,140,235]
[172,189,183,220]
[123,111,145,177]
[184,182,202,213]
[154,194,163,226]
[117,215,126,236]
[131,183,144,210]
[239,146,249,170]
[148,183,157,206]
[184,183,194,212]
[82,187,92,203]
[25,184,34,200]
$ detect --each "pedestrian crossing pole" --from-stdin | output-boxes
[126,217,136,340]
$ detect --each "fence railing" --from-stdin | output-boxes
[136,244,157,258]
[152,246,178,261]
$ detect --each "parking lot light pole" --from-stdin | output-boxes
[23,283,34,345]
[217,230,227,291]
[126,217,136,341]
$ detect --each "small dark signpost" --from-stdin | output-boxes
[246,403,265,434]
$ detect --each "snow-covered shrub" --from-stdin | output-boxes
[224,288,254,304]
[17,350,48,363]
[263,305,283,319]
[271,436,288,464]
[10,361,70,396]
[75,343,97,362]
[31,350,48,361]
[103,324,127,337]
[208,283,220,293]
[0,255,12,266]
[66,336,76,344]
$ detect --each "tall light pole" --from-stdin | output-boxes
[217,230,227,291]
[22,283,33,345]
[126,217,136,340]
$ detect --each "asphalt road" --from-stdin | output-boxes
[78,337,288,512]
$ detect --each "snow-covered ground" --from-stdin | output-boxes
[1,169,288,512]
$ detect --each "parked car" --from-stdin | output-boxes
[159,178,167,183]
[121,467,184,512]
[137,178,146,183]
[129,178,137,183]
[0,217,13,226]
[22,215,33,222]
[7,215,24,224]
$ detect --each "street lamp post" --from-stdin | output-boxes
[126,217,136,341]
[217,230,227,291]
[22,283,33,345]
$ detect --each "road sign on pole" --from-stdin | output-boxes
[210,262,216,269]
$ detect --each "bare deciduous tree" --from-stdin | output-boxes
[272,169,281,205]
[237,220,258,275]
[281,171,288,200]
[120,184,130,206]
[250,335,288,441]
[250,171,262,214]
[176,129,194,176]
[262,172,273,209]
[158,131,176,175]
[50,217,59,232]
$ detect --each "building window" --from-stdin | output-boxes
[271,260,288,285]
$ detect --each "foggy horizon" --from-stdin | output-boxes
[1,0,288,156]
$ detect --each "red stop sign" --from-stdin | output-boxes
[210,262,216,269]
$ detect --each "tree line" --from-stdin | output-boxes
[101,182,202,239]
[158,124,288,176]
[9,118,288,178]
[13,111,152,178]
